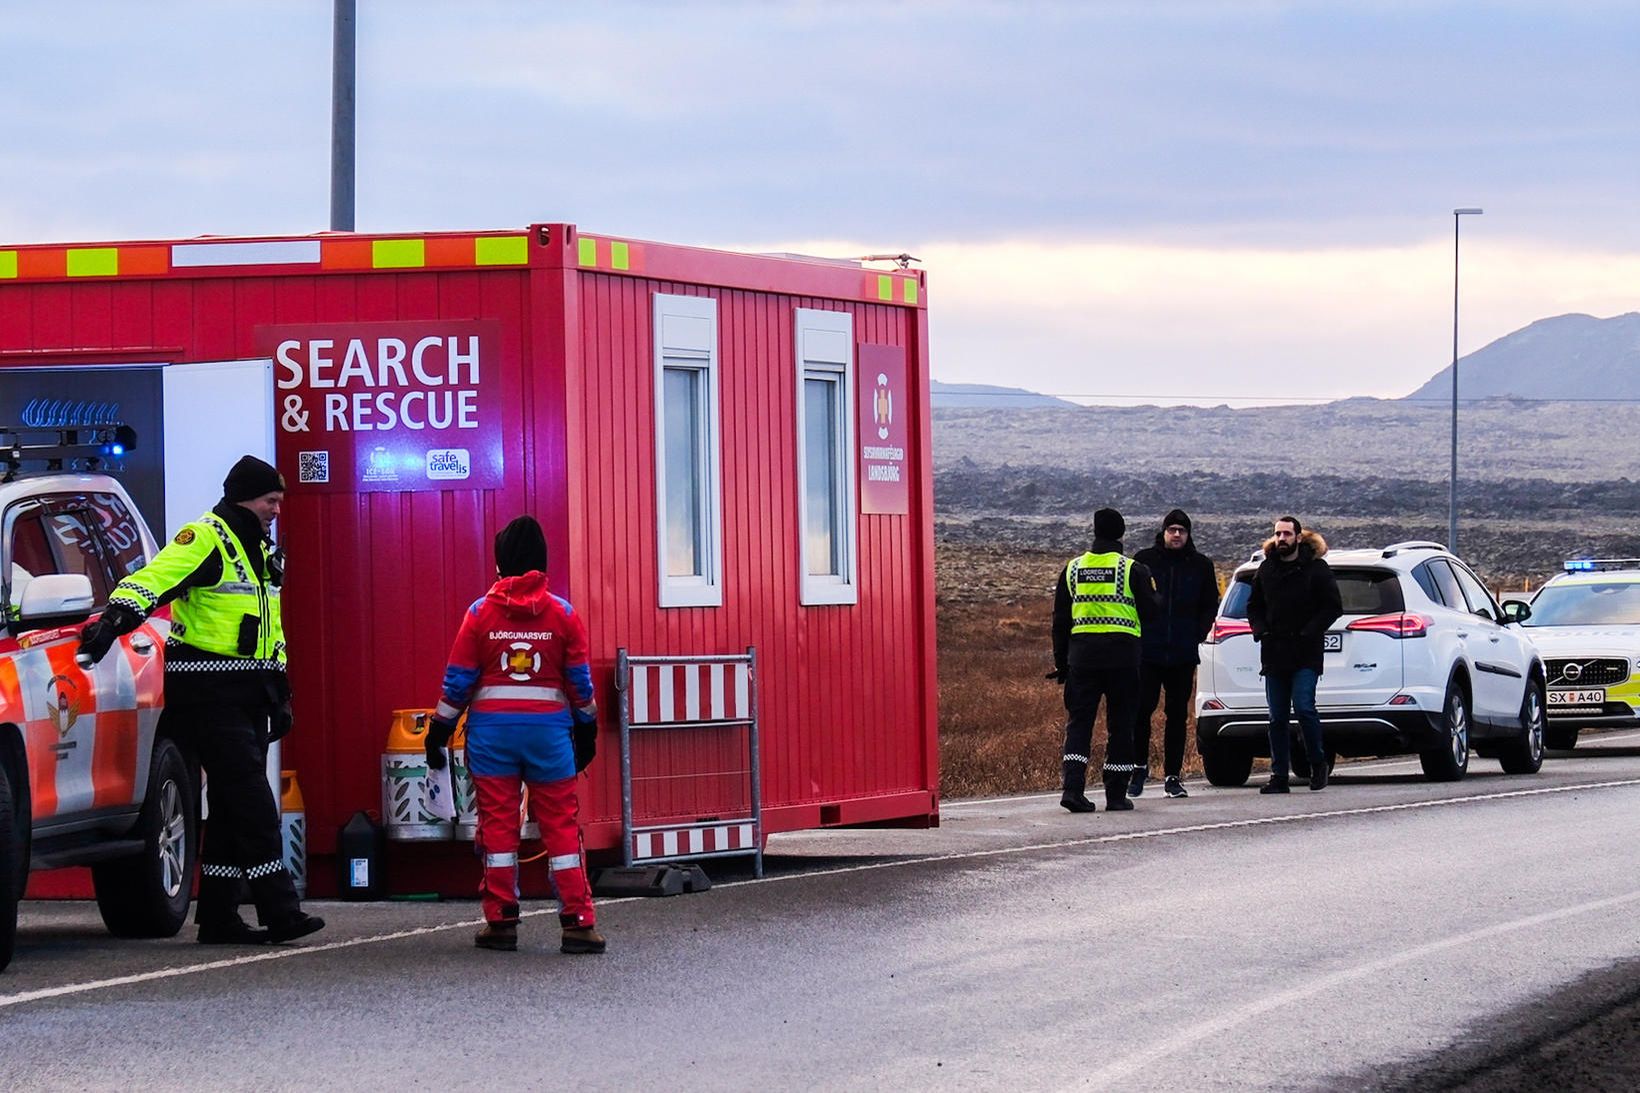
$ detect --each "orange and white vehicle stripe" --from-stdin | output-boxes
[7,619,165,822]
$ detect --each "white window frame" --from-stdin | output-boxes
[653,293,723,608]
[794,308,858,606]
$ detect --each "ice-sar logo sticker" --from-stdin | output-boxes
[173,528,196,545]
[48,673,83,738]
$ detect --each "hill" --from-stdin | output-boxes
[930,380,1079,410]
[1405,312,1640,402]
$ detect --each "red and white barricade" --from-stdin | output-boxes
[617,647,762,878]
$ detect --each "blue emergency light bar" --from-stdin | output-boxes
[1563,558,1640,573]
[0,423,138,481]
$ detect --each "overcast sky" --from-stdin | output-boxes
[3,1,1636,404]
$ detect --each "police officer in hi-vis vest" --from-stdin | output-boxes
[78,455,324,945]
[1049,508,1160,813]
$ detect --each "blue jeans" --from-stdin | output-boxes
[1265,668,1324,781]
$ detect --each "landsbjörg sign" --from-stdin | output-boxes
[858,343,909,514]
[258,321,504,493]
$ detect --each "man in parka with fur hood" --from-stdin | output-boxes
[1246,516,1342,793]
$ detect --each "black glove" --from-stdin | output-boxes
[424,716,456,771]
[268,701,294,743]
[573,719,598,773]
[76,605,137,667]
[1045,667,1066,684]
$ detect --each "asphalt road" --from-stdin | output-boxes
[4,730,1640,1091]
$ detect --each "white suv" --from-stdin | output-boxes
[1195,541,1546,785]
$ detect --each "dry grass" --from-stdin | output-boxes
[937,543,1208,799]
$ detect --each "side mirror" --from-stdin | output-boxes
[15,573,96,630]
[1500,599,1531,624]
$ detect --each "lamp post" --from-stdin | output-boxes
[1449,207,1482,553]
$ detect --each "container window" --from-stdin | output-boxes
[653,294,722,608]
[794,308,857,605]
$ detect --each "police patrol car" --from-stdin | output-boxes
[1,427,189,974]
[1518,558,1640,751]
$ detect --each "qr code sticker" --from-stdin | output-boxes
[298,451,329,484]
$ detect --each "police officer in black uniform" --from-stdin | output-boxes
[78,456,324,945]
[1050,508,1160,812]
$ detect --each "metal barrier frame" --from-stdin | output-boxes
[617,646,763,878]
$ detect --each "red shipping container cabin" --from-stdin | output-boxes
[0,224,937,891]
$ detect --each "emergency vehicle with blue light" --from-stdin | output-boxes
[0,425,186,974]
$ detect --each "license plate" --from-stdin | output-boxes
[1548,689,1605,706]
[1322,632,1343,652]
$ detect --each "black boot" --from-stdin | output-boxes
[1260,776,1291,794]
[196,874,264,943]
[1103,771,1135,811]
[1060,761,1096,813]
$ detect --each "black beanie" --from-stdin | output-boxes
[222,455,285,503]
[1093,507,1125,541]
[495,515,548,577]
[1163,508,1192,533]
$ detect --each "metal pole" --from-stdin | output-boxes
[1449,212,1459,553]
[617,648,634,868]
[330,0,356,231]
[1448,208,1482,554]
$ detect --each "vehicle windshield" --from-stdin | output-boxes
[1219,568,1402,619]
[1524,581,1640,626]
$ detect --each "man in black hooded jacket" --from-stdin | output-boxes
[1132,509,1219,799]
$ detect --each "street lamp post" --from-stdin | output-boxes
[1449,207,1483,553]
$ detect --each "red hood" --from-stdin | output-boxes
[486,571,553,616]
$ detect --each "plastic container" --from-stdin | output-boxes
[337,810,387,900]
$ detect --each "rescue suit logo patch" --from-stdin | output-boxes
[47,673,84,738]
[503,641,540,680]
[173,528,196,545]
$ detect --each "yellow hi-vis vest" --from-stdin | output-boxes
[110,512,285,671]
[1066,551,1140,636]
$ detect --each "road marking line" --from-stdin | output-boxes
[749,778,1640,884]
[1083,886,1640,1087]
[7,777,1637,1010]
[940,731,1640,808]
[0,898,640,1011]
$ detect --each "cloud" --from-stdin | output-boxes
[752,234,1640,404]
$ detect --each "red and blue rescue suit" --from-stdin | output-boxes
[435,571,598,928]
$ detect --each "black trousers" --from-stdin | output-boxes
[1061,663,1139,777]
[163,704,300,928]
[1138,662,1196,779]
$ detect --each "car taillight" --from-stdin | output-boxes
[1208,618,1253,643]
[1346,612,1432,638]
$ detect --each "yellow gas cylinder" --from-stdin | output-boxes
[381,709,454,841]
[279,771,307,899]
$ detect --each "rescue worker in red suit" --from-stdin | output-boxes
[424,516,604,954]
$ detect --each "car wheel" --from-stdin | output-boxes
[1200,738,1253,787]
[92,738,197,938]
[1419,681,1471,782]
[1289,744,1311,780]
[0,759,20,973]
[1498,678,1546,775]
[1544,725,1579,751]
